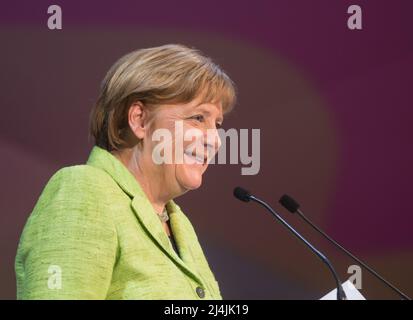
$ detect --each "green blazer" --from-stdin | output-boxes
[15,146,222,300]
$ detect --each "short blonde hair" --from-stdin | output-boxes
[90,44,237,151]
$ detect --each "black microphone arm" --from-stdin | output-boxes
[233,187,347,300]
[279,194,411,300]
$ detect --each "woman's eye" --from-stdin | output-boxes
[191,114,204,122]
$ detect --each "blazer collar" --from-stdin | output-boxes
[86,146,205,286]
[86,146,142,198]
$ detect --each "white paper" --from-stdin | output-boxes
[320,279,366,300]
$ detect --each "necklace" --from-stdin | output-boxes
[157,208,169,223]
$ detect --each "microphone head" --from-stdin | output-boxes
[233,187,252,202]
[279,194,300,213]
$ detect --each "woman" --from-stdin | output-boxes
[15,44,236,299]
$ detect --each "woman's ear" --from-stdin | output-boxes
[128,101,147,140]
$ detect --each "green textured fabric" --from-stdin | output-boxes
[15,146,223,300]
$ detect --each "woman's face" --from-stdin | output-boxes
[143,98,223,197]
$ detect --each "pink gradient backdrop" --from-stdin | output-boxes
[0,0,412,299]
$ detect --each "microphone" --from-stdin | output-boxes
[279,194,411,300]
[233,187,347,300]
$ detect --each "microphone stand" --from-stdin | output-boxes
[279,193,411,300]
[249,194,347,300]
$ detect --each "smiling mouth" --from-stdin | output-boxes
[184,150,207,165]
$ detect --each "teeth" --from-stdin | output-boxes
[184,151,205,164]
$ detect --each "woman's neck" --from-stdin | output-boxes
[111,147,169,214]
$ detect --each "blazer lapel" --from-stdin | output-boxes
[131,196,204,285]
[167,201,198,266]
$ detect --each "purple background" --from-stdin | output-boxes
[0,0,412,299]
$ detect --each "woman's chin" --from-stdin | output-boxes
[176,166,204,191]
